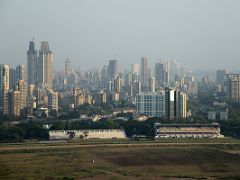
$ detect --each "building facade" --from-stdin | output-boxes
[165,88,187,120]
[0,64,10,114]
[27,41,38,86]
[136,92,165,117]
[155,62,165,88]
[17,80,27,111]
[8,90,20,116]
[108,60,119,80]
[47,89,58,112]
[38,41,53,89]
[49,129,126,140]
[140,57,149,88]
[16,64,24,81]
[155,123,223,138]
[65,58,71,78]
[131,63,140,76]
[225,74,240,102]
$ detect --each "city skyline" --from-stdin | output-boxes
[1,0,240,71]
[1,1,240,179]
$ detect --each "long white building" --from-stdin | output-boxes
[49,129,126,140]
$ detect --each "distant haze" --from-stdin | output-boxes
[0,0,240,71]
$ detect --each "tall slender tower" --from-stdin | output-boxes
[225,74,240,102]
[155,62,165,88]
[216,69,226,92]
[38,41,53,89]
[16,64,24,81]
[65,58,71,78]
[0,64,10,114]
[140,57,149,88]
[27,41,37,86]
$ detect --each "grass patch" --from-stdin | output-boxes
[0,141,240,179]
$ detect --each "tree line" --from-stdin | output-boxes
[0,122,49,143]
[1,115,240,143]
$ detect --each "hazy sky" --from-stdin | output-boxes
[0,0,240,71]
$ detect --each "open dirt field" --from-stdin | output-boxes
[0,139,240,179]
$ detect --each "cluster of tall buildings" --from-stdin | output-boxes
[53,56,190,119]
[0,64,27,116]
[215,69,240,103]
[1,40,193,119]
[3,39,240,122]
[136,88,187,120]
[0,41,57,117]
[27,41,53,89]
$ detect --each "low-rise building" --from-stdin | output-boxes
[154,123,223,138]
[49,129,126,140]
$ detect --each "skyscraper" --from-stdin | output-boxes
[16,64,24,81]
[114,76,123,93]
[65,58,71,78]
[9,68,16,89]
[164,61,170,85]
[165,88,176,120]
[149,77,156,93]
[165,88,187,120]
[17,80,27,110]
[155,62,165,87]
[178,91,187,118]
[131,64,140,76]
[101,65,108,88]
[216,69,226,84]
[140,57,149,88]
[0,64,10,114]
[217,69,226,92]
[27,41,37,86]
[47,89,58,112]
[8,90,20,117]
[38,41,53,89]
[225,74,240,102]
[168,60,180,82]
[108,60,119,80]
